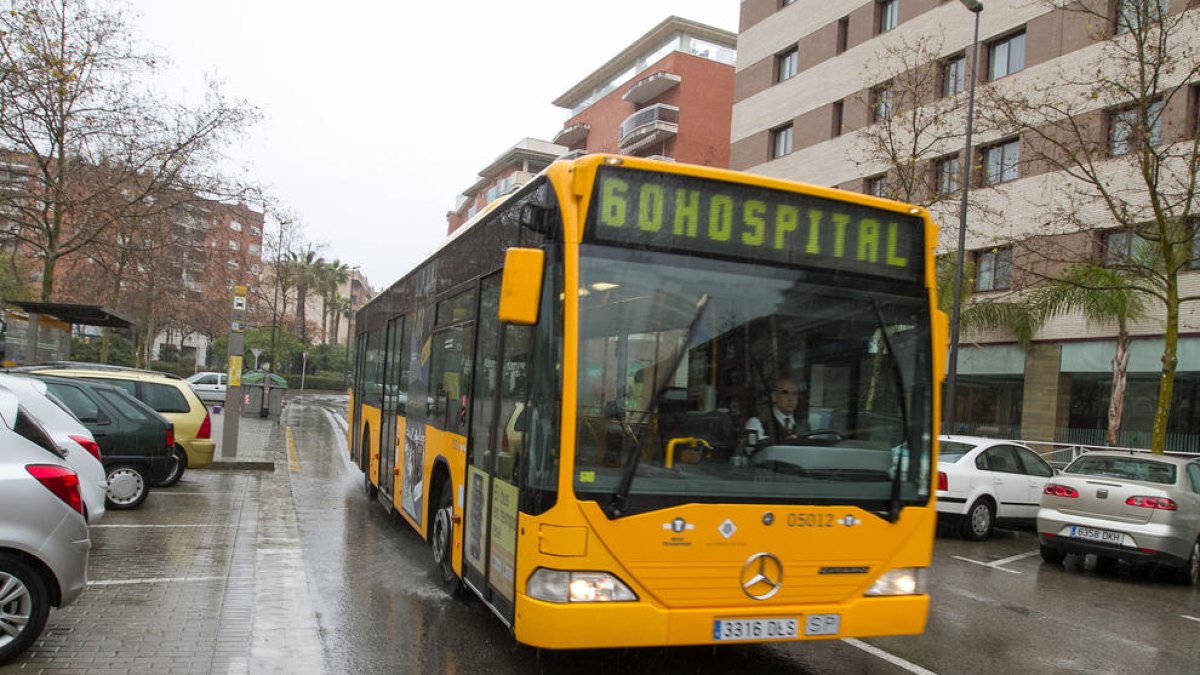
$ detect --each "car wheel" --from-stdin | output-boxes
[957,498,995,540]
[1173,538,1200,586]
[155,446,188,488]
[0,552,51,665]
[1039,544,1067,565]
[430,481,462,596]
[105,464,149,510]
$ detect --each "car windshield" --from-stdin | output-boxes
[572,245,934,514]
[938,441,975,463]
[1065,456,1177,485]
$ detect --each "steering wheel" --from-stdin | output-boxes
[791,429,845,443]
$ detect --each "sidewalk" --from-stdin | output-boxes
[206,403,281,471]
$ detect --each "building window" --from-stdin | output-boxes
[866,174,889,198]
[982,138,1020,185]
[975,247,1012,291]
[1116,0,1167,34]
[943,54,966,96]
[831,100,844,137]
[989,31,1026,80]
[871,83,893,123]
[837,17,850,53]
[1103,229,1156,267]
[251,225,262,237]
[1109,100,1164,156]
[772,124,794,159]
[228,240,240,251]
[936,154,962,195]
[777,46,799,83]
[780,0,797,7]
[877,0,899,34]
[229,220,242,232]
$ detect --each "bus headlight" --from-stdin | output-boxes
[865,568,926,596]
[527,568,638,603]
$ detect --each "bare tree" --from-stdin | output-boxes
[980,1,1199,453]
[0,0,258,301]
[853,31,970,210]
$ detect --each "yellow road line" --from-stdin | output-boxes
[286,426,301,472]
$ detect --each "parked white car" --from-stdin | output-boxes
[0,373,106,523]
[936,435,1056,540]
[185,371,227,405]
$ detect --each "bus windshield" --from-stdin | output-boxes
[572,244,933,516]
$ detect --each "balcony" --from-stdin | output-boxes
[553,122,590,147]
[622,71,681,104]
[619,104,679,152]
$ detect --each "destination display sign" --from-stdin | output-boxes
[585,166,924,282]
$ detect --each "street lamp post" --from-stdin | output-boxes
[945,0,983,434]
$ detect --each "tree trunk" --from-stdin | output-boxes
[296,285,308,344]
[39,251,57,301]
[1150,281,1179,455]
[1106,330,1130,446]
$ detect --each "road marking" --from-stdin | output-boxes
[844,638,940,675]
[287,425,301,472]
[952,549,1040,574]
[91,524,236,528]
[1182,615,1200,623]
[89,575,250,586]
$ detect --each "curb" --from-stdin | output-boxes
[206,461,276,472]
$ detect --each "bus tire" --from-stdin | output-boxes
[360,427,374,497]
[431,481,463,596]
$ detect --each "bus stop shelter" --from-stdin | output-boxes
[2,300,135,366]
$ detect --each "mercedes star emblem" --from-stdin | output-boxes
[740,552,784,600]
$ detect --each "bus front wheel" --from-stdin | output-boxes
[431,482,463,596]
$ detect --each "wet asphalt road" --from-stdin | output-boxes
[291,394,1200,675]
[5,393,1198,674]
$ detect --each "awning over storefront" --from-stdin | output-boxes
[5,301,135,329]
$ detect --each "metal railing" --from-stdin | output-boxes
[619,104,679,145]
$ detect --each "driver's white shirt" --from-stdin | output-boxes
[744,407,800,441]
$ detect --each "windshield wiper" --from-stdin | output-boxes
[606,294,710,518]
[870,301,913,523]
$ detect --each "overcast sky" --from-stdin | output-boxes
[131,0,740,290]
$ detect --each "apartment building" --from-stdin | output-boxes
[552,16,736,165]
[732,0,1200,449]
[446,17,738,237]
[447,138,566,234]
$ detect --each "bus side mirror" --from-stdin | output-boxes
[499,247,544,325]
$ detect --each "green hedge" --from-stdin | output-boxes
[281,374,348,392]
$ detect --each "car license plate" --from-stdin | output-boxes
[1069,525,1125,545]
[713,617,798,641]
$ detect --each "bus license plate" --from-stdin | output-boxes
[713,618,798,641]
[1069,525,1124,545]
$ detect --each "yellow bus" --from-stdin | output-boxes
[348,154,946,649]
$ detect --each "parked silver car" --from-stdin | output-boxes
[185,371,227,405]
[1038,451,1200,585]
[0,373,106,522]
[0,389,90,664]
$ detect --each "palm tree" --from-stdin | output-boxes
[287,246,323,344]
[318,259,350,344]
[1031,265,1148,447]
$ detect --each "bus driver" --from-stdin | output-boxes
[744,377,807,446]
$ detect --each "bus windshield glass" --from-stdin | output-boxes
[572,244,933,515]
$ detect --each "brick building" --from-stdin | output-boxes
[551,16,736,166]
